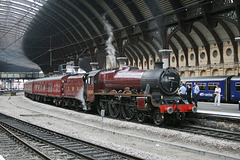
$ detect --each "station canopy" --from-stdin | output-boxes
[0,0,239,74]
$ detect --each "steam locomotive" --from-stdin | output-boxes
[24,62,196,125]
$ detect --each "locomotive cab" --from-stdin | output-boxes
[86,70,101,102]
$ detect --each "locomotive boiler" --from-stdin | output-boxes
[24,62,196,126]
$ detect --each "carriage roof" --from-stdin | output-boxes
[181,75,232,82]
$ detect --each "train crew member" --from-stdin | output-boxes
[186,84,192,104]
[193,82,200,107]
[179,83,186,95]
[214,85,221,106]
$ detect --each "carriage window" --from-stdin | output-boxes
[197,83,206,91]
[43,83,45,90]
[235,83,240,92]
[186,82,192,87]
[208,83,219,91]
[56,81,58,90]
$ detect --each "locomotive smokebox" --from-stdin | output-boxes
[141,67,180,95]
[117,57,127,69]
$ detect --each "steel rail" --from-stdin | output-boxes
[0,123,52,160]
[0,113,142,160]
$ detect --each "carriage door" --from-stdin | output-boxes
[87,76,94,101]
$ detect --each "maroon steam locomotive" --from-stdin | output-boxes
[24,63,196,125]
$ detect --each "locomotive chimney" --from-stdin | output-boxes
[117,57,127,69]
[154,62,164,69]
[158,49,172,69]
[90,62,99,70]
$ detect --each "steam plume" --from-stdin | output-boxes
[102,14,116,68]
[75,85,87,110]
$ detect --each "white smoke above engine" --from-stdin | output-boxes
[102,14,116,68]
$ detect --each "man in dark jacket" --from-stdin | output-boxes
[186,84,192,104]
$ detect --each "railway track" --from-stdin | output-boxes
[0,124,47,160]
[2,99,240,160]
[0,113,141,160]
[7,98,240,143]
[165,124,240,142]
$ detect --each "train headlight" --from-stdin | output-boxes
[167,107,173,114]
[191,106,197,113]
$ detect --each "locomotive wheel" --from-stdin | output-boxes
[39,97,43,103]
[67,100,73,109]
[137,111,146,123]
[97,100,108,116]
[176,112,185,121]
[108,101,121,118]
[121,102,136,121]
[74,101,81,111]
[153,108,164,126]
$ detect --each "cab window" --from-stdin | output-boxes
[88,77,93,85]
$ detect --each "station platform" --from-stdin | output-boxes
[197,101,240,118]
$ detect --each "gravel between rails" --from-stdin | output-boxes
[0,92,239,160]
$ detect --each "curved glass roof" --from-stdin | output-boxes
[0,0,46,70]
[0,0,238,74]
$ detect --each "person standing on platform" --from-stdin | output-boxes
[214,85,221,106]
[186,84,192,104]
[193,82,200,107]
[179,83,186,95]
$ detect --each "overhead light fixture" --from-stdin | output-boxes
[235,37,240,43]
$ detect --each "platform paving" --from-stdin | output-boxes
[197,101,240,117]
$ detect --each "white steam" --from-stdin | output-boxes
[75,86,87,110]
[102,14,116,68]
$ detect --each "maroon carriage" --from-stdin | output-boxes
[24,80,34,99]
[29,76,68,104]
[63,74,87,110]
